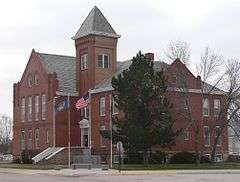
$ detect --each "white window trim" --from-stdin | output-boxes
[215,126,222,147]
[21,130,25,150]
[21,97,25,122]
[183,128,190,141]
[35,95,39,121]
[203,98,209,117]
[28,130,32,149]
[214,99,221,117]
[42,94,46,120]
[46,129,49,144]
[204,126,210,147]
[28,96,32,121]
[98,54,109,68]
[100,97,106,116]
[35,129,40,149]
[80,54,88,70]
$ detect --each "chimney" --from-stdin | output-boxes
[145,53,154,61]
[196,75,202,88]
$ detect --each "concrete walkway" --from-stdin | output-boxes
[1,168,240,177]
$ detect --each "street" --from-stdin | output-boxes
[0,172,239,182]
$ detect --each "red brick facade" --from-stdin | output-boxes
[12,6,228,160]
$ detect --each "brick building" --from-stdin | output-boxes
[12,6,228,163]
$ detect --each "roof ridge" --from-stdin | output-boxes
[37,52,75,58]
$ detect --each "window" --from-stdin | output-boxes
[99,97,106,116]
[42,94,46,120]
[215,126,222,146]
[80,107,89,118]
[100,122,108,147]
[183,99,188,110]
[204,126,210,146]
[46,129,49,144]
[80,54,88,70]
[98,54,109,68]
[21,98,25,122]
[20,130,25,150]
[112,96,119,115]
[34,96,39,121]
[34,74,39,85]
[203,98,209,116]
[183,128,190,140]
[35,129,40,149]
[172,75,177,86]
[214,99,220,116]
[28,130,32,149]
[28,75,33,87]
[28,97,32,121]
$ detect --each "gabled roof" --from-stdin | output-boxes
[95,61,169,89]
[37,52,78,96]
[72,6,120,40]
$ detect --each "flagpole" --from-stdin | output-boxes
[109,94,113,168]
[89,90,92,150]
[68,93,71,168]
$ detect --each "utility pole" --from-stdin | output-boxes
[68,93,71,168]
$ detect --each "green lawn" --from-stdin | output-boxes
[113,163,240,170]
[0,163,60,170]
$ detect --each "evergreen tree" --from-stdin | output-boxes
[111,52,178,163]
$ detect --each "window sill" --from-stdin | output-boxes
[204,145,211,147]
[81,68,88,71]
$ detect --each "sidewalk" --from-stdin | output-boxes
[1,168,240,177]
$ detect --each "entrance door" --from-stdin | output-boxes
[81,128,89,147]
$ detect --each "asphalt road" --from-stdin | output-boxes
[0,173,240,182]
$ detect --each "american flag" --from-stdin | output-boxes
[75,92,89,110]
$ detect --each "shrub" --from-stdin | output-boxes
[21,150,33,164]
[125,153,144,164]
[200,155,210,163]
[12,157,21,164]
[150,152,167,164]
[170,152,195,164]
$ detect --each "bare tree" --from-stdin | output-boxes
[210,60,240,162]
[0,115,12,153]
[165,41,191,66]
[172,46,224,165]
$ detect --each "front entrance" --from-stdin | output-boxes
[81,128,89,147]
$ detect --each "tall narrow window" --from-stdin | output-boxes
[100,121,108,147]
[98,54,109,68]
[21,97,25,122]
[28,97,32,121]
[28,75,33,87]
[80,54,88,70]
[215,126,222,146]
[183,128,190,140]
[35,96,39,121]
[34,74,39,85]
[20,130,25,150]
[214,99,220,116]
[203,98,209,116]
[42,94,46,120]
[112,96,119,115]
[35,128,40,149]
[99,97,106,116]
[204,126,210,146]
[46,129,49,144]
[28,130,32,149]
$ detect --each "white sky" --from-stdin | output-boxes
[0,0,240,116]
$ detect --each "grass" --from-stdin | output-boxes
[0,163,62,170]
[112,162,240,170]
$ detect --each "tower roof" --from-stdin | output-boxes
[72,6,120,40]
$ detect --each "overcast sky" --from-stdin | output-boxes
[0,0,240,116]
